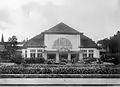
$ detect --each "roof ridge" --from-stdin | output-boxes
[44,22,80,34]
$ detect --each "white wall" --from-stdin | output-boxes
[44,34,80,50]
[80,48,100,58]
[22,49,26,58]
[22,48,44,58]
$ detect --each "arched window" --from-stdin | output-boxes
[52,38,72,50]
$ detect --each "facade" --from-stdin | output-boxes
[22,22,100,63]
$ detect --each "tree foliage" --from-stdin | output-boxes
[97,31,120,64]
[6,35,24,64]
[98,31,120,53]
[5,35,18,59]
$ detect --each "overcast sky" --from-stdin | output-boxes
[0,0,120,42]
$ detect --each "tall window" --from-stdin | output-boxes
[30,49,36,58]
[82,50,87,58]
[37,49,43,58]
[52,38,72,50]
[25,50,27,58]
[88,50,94,58]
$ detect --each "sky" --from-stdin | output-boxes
[0,0,120,42]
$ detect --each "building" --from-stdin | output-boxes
[22,22,100,63]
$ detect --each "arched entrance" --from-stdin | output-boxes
[52,38,72,49]
[52,38,72,63]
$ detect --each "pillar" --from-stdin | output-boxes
[35,52,37,58]
[79,51,83,60]
[44,51,47,60]
[68,52,71,62]
[27,51,30,58]
[56,52,59,63]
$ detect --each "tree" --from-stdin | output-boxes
[97,31,120,53]
[6,35,18,59]
[97,31,120,64]
[8,35,18,49]
[6,35,24,64]
[97,38,110,52]
[109,31,120,53]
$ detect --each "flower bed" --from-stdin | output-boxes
[0,64,120,74]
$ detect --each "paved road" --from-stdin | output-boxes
[0,78,120,87]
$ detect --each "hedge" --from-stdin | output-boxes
[25,57,45,64]
[0,65,120,74]
[7,63,116,68]
[1,74,120,78]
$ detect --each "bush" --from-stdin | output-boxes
[10,52,24,64]
[0,64,120,74]
[101,53,120,64]
[25,57,46,64]
[81,57,102,64]
[1,74,120,78]
[46,59,55,64]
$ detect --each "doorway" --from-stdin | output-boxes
[71,54,79,63]
[59,53,68,63]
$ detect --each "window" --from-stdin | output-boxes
[25,50,27,58]
[30,50,36,52]
[37,49,43,58]
[25,54,27,58]
[82,50,87,58]
[88,50,94,58]
[37,49,42,52]
[89,50,94,52]
[30,53,36,58]
[30,49,36,58]
[83,53,87,58]
[37,53,42,57]
[52,38,72,50]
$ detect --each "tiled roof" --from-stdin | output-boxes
[23,22,97,48]
[80,34,97,48]
[23,33,45,48]
[44,22,80,34]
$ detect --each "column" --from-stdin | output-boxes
[27,50,30,58]
[35,51,37,58]
[68,52,71,62]
[56,52,59,63]
[79,51,83,60]
[44,51,47,60]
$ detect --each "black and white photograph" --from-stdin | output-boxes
[0,0,120,86]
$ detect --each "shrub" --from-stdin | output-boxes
[1,74,120,78]
[46,59,55,64]
[0,64,120,74]
[10,52,24,64]
[25,57,46,64]
[100,53,120,64]
[81,57,102,64]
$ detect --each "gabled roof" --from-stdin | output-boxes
[23,22,97,48]
[23,33,45,48]
[80,34,97,48]
[44,22,80,34]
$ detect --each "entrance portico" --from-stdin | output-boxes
[47,49,80,63]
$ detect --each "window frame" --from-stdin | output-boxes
[88,50,94,58]
[82,50,87,58]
